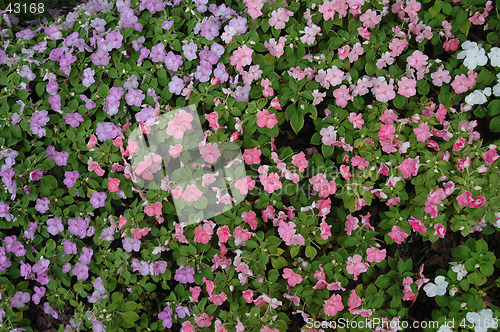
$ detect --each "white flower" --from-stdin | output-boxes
[462,41,478,50]
[450,262,468,281]
[493,83,500,97]
[466,309,498,332]
[423,275,448,297]
[465,89,489,105]
[458,45,488,70]
[489,47,500,67]
[437,324,453,332]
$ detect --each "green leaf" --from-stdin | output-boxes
[375,275,391,289]
[271,256,288,269]
[290,113,304,134]
[475,239,488,255]
[305,245,317,259]
[488,100,500,116]
[490,116,500,132]
[119,311,140,325]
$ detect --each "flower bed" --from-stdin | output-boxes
[0,0,499,331]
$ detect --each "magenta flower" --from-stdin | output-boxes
[64,113,84,127]
[169,76,185,95]
[182,42,198,61]
[63,240,77,255]
[46,217,63,235]
[30,110,50,137]
[35,197,50,214]
[63,170,79,188]
[158,306,173,328]
[174,266,195,284]
[91,48,111,66]
[96,122,121,142]
[164,51,183,71]
[82,68,95,87]
[10,291,30,308]
[90,191,107,209]
[72,262,89,280]
[125,88,145,107]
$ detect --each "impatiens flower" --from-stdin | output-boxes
[158,306,173,328]
[324,294,344,317]
[282,268,302,287]
[256,109,278,129]
[46,217,63,235]
[366,247,386,263]
[423,275,448,297]
[35,197,50,213]
[65,112,84,128]
[450,262,467,281]
[398,157,419,178]
[174,266,195,284]
[397,77,417,97]
[388,225,409,244]
[320,126,337,145]
[166,109,193,139]
[10,291,30,308]
[182,184,203,202]
[90,191,107,209]
[230,45,253,72]
[346,254,369,280]
[434,223,446,238]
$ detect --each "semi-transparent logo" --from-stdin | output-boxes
[127,105,247,226]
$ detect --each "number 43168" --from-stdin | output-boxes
[5,3,45,14]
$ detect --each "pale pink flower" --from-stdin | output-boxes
[324,294,344,317]
[256,109,278,128]
[282,268,302,287]
[346,254,369,280]
[388,225,409,244]
[182,184,203,202]
[366,247,386,263]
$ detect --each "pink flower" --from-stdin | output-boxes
[407,50,428,70]
[320,220,332,240]
[292,152,308,172]
[144,202,162,216]
[348,112,364,129]
[408,217,427,233]
[431,65,452,86]
[107,178,120,192]
[240,290,254,303]
[373,81,395,102]
[194,313,212,327]
[469,195,486,208]
[282,268,303,287]
[235,176,256,195]
[483,148,499,165]
[242,147,262,164]
[324,294,344,317]
[345,214,359,235]
[200,143,221,164]
[333,85,353,107]
[347,290,362,312]
[268,8,293,29]
[434,223,446,238]
[256,109,278,129]
[242,210,258,230]
[166,110,193,139]
[378,124,395,140]
[230,45,253,72]
[398,157,419,178]
[413,122,432,142]
[397,77,417,97]
[194,223,214,244]
[182,184,203,202]
[346,254,369,280]
[319,0,337,20]
[216,225,231,243]
[366,247,386,263]
[262,173,282,193]
[389,38,407,57]
[453,138,466,151]
[320,126,337,145]
[388,225,409,244]
[169,144,182,158]
[135,152,162,180]
[456,190,474,207]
